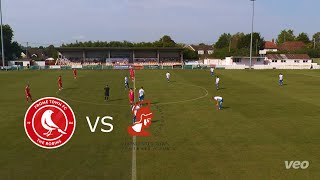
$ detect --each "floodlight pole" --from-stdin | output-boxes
[0,0,4,67]
[249,0,256,69]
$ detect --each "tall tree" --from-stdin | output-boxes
[230,32,245,49]
[156,35,176,47]
[45,45,58,59]
[237,32,265,51]
[276,29,296,44]
[0,24,22,61]
[296,32,310,43]
[312,32,320,46]
[183,49,198,60]
[9,41,22,60]
[215,33,232,49]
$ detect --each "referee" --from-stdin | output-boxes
[104,85,110,101]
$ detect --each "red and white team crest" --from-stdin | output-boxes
[128,100,153,136]
[24,97,76,149]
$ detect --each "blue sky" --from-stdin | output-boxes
[4,0,320,46]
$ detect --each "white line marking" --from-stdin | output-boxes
[132,136,137,180]
[55,82,209,107]
[54,71,209,180]
[153,83,209,105]
[132,71,137,180]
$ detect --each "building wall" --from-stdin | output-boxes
[267,59,312,65]
[8,61,30,67]
[159,51,181,58]
[61,51,83,59]
[259,49,278,55]
[134,50,157,58]
[228,57,265,66]
[59,49,182,62]
[86,51,108,59]
[34,61,46,66]
[204,59,224,65]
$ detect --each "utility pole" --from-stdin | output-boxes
[26,42,29,59]
[229,37,232,53]
[256,39,258,55]
[0,0,5,67]
[249,0,256,69]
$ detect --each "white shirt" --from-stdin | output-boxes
[132,105,140,116]
[139,89,144,97]
[279,74,283,80]
[125,77,128,82]
[216,77,220,84]
[166,73,170,79]
[210,68,214,72]
[214,96,223,101]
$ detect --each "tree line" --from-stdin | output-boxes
[212,30,320,59]
[0,25,22,62]
[1,24,320,62]
[61,35,181,48]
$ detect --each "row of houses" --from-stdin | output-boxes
[185,40,308,57]
[184,40,317,69]
[259,39,306,55]
[203,54,318,69]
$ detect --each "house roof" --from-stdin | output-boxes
[278,41,305,51]
[266,54,311,60]
[27,48,46,58]
[264,41,277,49]
[188,45,214,51]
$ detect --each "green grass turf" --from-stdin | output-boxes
[1,69,320,180]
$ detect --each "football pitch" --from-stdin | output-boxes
[1,69,320,180]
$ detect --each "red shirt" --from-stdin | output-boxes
[129,91,134,100]
[73,69,77,75]
[25,86,30,95]
[58,77,62,84]
[130,69,135,80]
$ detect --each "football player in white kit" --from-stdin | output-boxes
[213,96,223,110]
[166,72,171,82]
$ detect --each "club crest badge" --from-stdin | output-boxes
[128,100,153,136]
[24,97,76,149]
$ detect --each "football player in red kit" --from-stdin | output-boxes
[73,69,77,79]
[129,88,135,107]
[25,84,33,102]
[58,75,63,91]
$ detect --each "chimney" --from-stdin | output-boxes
[272,39,275,43]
